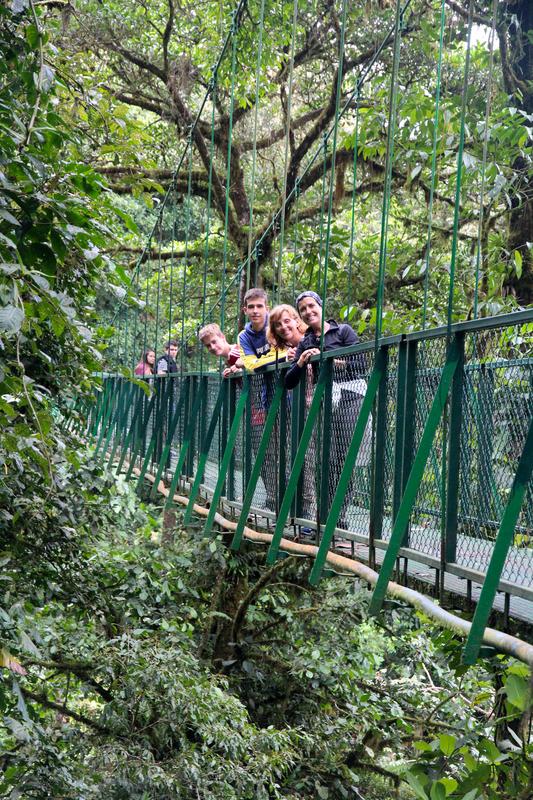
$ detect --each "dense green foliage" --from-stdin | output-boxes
[2,471,532,799]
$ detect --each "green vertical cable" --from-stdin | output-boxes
[319,0,348,348]
[200,79,218,374]
[181,138,194,375]
[375,0,403,344]
[346,84,361,318]
[421,0,446,330]
[246,0,266,291]
[140,241,151,364]
[447,0,473,330]
[291,179,301,299]
[168,187,177,353]
[123,306,129,368]
[276,0,299,301]
[130,240,142,367]
[153,217,164,358]
[473,0,498,319]
[220,11,239,331]
[316,133,329,299]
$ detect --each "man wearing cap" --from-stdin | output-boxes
[286,291,371,530]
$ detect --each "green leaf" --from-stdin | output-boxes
[513,249,522,278]
[439,734,456,756]
[0,305,24,333]
[430,783,445,800]
[0,207,20,226]
[438,778,458,796]
[405,773,429,800]
[505,673,529,711]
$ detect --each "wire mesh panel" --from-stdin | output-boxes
[328,349,375,534]
[457,324,533,588]
[246,370,284,511]
[405,337,448,559]
[381,343,400,540]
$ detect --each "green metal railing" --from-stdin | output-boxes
[85,309,533,663]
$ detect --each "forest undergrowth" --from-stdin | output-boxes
[1,450,532,800]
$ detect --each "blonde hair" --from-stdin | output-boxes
[198,323,226,342]
[268,304,307,349]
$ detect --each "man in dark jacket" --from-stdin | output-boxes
[156,340,179,375]
[286,291,371,530]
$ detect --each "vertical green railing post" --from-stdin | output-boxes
[392,339,417,546]
[462,415,533,664]
[244,383,253,489]
[125,386,158,480]
[266,364,328,564]
[196,375,209,480]
[135,379,174,491]
[186,376,199,479]
[292,379,306,519]
[115,383,150,474]
[231,376,285,550]
[164,383,205,508]
[444,331,465,562]
[94,377,119,457]
[318,359,333,527]
[227,378,238,501]
[106,381,137,468]
[202,376,250,534]
[369,336,461,615]
[150,379,189,498]
[309,351,386,584]
[183,381,226,523]
[277,378,288,511]
[370,345,390,543]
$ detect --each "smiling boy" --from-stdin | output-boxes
[237,288,279,371]
[237,287,279,509]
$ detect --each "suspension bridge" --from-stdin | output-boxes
[70,0,532,666]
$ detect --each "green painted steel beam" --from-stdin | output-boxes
[309,352,385,585]
[368,336,462,615]
[202,376,249,533]
[93,377,119,457]
[444,332,465,562]
[125,389,158,480]
[106,381,137,468]
[369,347,389,543]
[115,383,151,475]
[135,380,175,491]
[164,382,205,509]
[183,381,226,524]
[266,368,328,565]
[230,376,285,551]
[462,414,533,665]
[150,378,189,498]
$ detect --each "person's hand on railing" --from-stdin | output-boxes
[297,347,320,367]
[223,363,242,378]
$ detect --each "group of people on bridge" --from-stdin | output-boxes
[133,288,372,525]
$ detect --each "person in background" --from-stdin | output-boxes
[134,349,155,377]
[198,323,242,377]
[286,290,370,530]
[156,340,179,376]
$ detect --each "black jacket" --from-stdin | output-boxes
[285,319,366,389]
[156,353,178,374]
